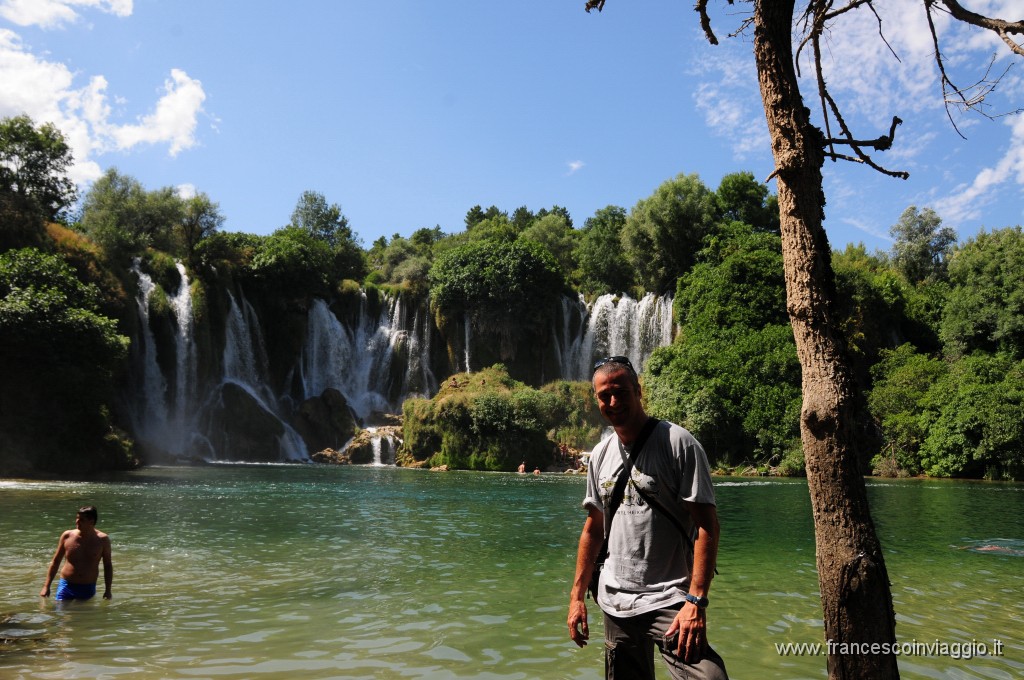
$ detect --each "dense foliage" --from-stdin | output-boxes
[0,248,134,474]
[644,224,803,473]
[429,239,565,330]
[400,365,601,471]
[2,111,1023,478]
[0,115,77,251]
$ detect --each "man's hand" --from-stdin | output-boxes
[665,602,707,663]
[568,599,590,647]
[102,590,112,600]
[39,586,50,598]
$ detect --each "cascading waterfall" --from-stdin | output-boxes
[128,261,169,441]
[364,426,400,466]
[222,292,307,461]
[463,313,472,373]
[168,263,197,435]
[127,273,672,464]
[300,293,436,422]
[557,292,675,381]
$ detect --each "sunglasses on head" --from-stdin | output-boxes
[593,355,637,376]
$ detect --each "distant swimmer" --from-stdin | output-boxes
[518,461,526,473]
[40,506,113,601]
[960,541,1024,557]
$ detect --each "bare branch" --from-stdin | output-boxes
[696,0,719,45]
[937,0,1024,57]
[825,116,903,151]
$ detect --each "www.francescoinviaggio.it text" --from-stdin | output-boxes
[775,638,1004,660]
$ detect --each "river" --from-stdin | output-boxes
[1,466,1021,679]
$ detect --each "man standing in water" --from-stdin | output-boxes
[40,505,113,601]
[568,357,727,679]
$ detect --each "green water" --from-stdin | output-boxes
[1,466,1021,679]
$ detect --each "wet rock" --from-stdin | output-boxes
[293,388,357,452]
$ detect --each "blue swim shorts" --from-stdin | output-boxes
[55,578,97,601]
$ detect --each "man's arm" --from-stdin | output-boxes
[101,535,113,599]
[666,502,720,662]
[40,533,67,597]
[567,505,604,647]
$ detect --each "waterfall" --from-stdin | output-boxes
[300,293,435,422]
[125,275,671,464]
[557,292,675,381]
[128,260,199,454]
[223,292,272,401]
[128,261,168,441]
[168,263,197,432]
[221,291,307,461]
[463,313,472,373]
[359,426,399,466]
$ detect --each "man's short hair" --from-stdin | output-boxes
[592,356,640,388]
[78,506,98,523]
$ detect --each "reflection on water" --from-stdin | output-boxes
[0,467,1021,679]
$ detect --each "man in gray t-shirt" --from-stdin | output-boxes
[568,357,727,680]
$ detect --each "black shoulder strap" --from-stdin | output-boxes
[601,417,660,542]
[629,462,721,575]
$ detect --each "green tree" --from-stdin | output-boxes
[646,224,801,469]
[0,248,132,474]
[465,204,504,230]
[890,206,957,284]
[179,192,224,266]
[918,353,1024,479]
[715,171,779,233]
[644,325,802,469]
[941,227,1024,359]
[675,225,787,331]
[290,190,349,248]
[0,115,77,222]
[511,205,535,231]
[867,344,947,476]
[576,205,634,295]
[622,172,718,293]
[518,211,577,280]
[80,169,184,261]
[409,225,445,255]
[250,226,334,298]
[289,190,365,282]
[0,115,77,250]
[429,239,564,327]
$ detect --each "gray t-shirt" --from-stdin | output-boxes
[583,420,717,617]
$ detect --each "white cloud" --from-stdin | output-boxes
[176,183,197,200]
[934,113,1024,224]
[0,28,206,184]
[0,0,131,29]
[111,69,206,156]
[566,160,584,175]
[840,215,893,243]
[690,43,770,159]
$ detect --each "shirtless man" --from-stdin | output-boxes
[40,506,113,601]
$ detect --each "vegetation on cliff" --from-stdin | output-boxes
[400,365,601,471]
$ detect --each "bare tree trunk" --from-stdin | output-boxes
[753,2,899,678]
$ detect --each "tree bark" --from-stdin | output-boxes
[753,2,899,678]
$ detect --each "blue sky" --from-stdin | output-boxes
[2,0,1021,253]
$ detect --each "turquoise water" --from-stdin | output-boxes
[1,466,1021,679]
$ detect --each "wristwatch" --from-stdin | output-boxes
[684,593,709,609]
